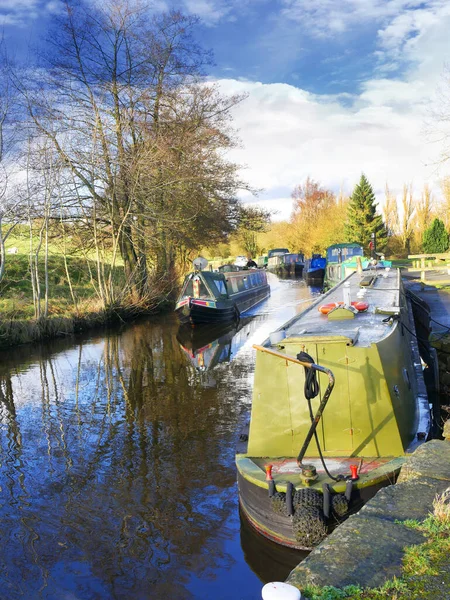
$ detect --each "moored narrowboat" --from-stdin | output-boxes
[236,268,435,550]
[267,249,304,277]
[257,255,268,269]
[175,258,270,325]
[326,243,392,286]
[305,254,326,285]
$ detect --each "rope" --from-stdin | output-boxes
[297,351,344,482]
[405,289,450,333]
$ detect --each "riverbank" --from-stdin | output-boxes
[0,303,171,349]
[0,243,176,348]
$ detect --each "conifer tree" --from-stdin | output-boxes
[344,174,387,254]
[422,218,449,253]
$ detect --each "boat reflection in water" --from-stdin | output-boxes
[176,317,256,372]
[239,507,306,584]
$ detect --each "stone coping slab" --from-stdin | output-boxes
[358,476,450,523]
[287,513,425,589]
[397,439,450,483]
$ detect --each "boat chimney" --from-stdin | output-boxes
[343,281,351,307]
[356,256,363,274]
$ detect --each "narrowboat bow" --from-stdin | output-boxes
[175,258,270,325]
[236,268,436,550]
[305,254,326,285]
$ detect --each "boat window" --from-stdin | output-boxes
[213,279,227,296]
[182,278,194,298]
[230,278,239,293]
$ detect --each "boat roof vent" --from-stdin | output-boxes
[359,275,376,287]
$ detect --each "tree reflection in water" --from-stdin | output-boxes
[0,280,314,599]
[0,316,256,599]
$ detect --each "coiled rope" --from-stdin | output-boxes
[297,351,344,482]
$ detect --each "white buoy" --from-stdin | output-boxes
[261,582,301,600]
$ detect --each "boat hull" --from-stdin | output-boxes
[268,263,304,278]
[305,267,325,284]
[237,463,399,550]
[176,284,270,325]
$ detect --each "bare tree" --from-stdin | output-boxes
[383,184,399,236]
[414,184,433,247]
[0,39,21,284]
[17,0,247,306]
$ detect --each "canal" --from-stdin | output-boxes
[0,274,318,599]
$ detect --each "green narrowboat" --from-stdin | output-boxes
[236,268,435,550]
[175,259,270,325]
[326,243,392,286]
[257,255,268,269]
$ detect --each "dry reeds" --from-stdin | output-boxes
[432,487,450,526]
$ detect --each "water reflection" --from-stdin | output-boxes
[177,317,259,372]
[0,276,314,599]
[239,509,308,584]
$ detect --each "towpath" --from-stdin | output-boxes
[403,268,450,332]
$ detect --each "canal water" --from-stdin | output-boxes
[0,274,318,600]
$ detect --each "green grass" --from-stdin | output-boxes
[389,259,413,268]
[0,250,126,319]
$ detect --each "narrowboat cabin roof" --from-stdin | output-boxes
[268,248,290,258]
[326,243,363,263]
[278,268,401,348]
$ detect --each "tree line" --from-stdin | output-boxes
[227,174,450,261]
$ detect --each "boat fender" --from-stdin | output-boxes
[322,483,330,519]
[344,479,353,503]
[270,492,289,516]
[268,479,276,498]
[286,482,294,517]
[293,488,322,510]
[318,301,369,315]
[292,506,327,547]
[331,493,349,517]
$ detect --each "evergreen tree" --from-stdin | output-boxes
[344,174,388,255]
[422,218,449,253]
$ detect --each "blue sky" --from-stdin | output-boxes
[2,0,450,219]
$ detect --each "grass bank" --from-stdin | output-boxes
[0,233,172,348]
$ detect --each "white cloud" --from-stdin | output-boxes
[200,0,450,220]
[222,73,447,220]
[0,0,63,27]
[182,0,232,24]
[279,0,442,37]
